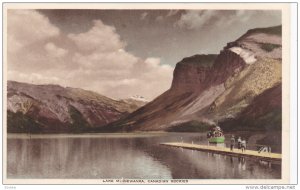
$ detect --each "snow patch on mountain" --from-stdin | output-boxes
[130,95,149,102]
[229,47,257,64]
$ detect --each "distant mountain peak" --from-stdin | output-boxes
[129,95,149,102]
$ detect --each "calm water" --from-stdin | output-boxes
[7,133,281,179]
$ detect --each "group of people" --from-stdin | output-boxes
[230,135,246,152]
[207,126,224,138]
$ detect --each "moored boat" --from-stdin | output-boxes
[208,136,225,143]
[207,125,225,143]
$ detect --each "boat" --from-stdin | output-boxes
[208,136,225,143]
[207,126,225,143]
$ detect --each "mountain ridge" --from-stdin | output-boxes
[7,80,146,133]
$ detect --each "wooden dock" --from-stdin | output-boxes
[160,142,281,161]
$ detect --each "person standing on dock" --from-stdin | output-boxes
[268,146,272,154]
[241,139,247,152]
[230,135,235,151]
[237,137,242,150]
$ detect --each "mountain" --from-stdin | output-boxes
[129,95,149,102]
[7,81,145,133]
[221,83,281,131]
[103,25,282,132]
[119,95,149,111]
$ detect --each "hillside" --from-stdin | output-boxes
[7,81,145,133]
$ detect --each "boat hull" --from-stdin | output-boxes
[208,136,225,143]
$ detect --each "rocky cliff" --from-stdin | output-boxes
[105,25,282,132]
[7,81,145,133]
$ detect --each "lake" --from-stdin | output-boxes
[7,132,281,179]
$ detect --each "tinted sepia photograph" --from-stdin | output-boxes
[3,3,292,185]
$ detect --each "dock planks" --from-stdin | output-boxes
[160,142,281,161]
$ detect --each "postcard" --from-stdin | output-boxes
[2,2,293,185]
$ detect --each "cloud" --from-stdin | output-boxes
[7,10,174,100]
[44,42,68,58]
[7,10,60,53]
[8,70,60,84]
[72,50,137,70]
[140,12,148,20]
[237,10,255,19]
[218,10,256,26]
[166,10,179,17]
[145,57,160,68]
[155,15,164,22]
[175,10,274,30]
[68,20,125,52]
[175,10,217,30]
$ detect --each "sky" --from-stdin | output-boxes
[7,9,281,100]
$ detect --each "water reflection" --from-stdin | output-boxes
[7,137,172,179]
[209,142,225,148]
[7,133,281,179]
